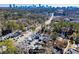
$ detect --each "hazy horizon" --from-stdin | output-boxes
[0,4,79,7]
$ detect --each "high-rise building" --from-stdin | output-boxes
[39,4,41,7]
[9,4,12,8]
[13,4,16,8]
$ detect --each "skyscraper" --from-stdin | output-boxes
[9,4,12,8]
[13,4,16,8]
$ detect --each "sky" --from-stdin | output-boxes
[0,0,79,7]
[0,4,79,7]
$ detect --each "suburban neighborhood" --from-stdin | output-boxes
[0,4,79,54]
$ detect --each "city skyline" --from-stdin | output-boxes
[0,4,79,7]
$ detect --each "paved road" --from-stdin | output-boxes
[16,13,54,43]
[45,13,54,25]
[0,30,19,40]
[63,40,77,54]
[35,13,54,32]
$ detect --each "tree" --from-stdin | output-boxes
[6,20,19,31]
[19,24,26,32]
[0,39,17,54]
